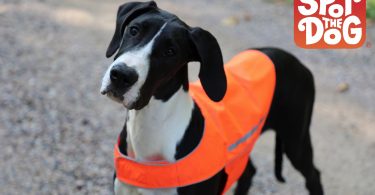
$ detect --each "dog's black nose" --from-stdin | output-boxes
[110,63,138,88]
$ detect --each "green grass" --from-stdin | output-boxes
[368,0,375,20]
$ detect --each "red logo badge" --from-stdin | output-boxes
[294,0,366,48]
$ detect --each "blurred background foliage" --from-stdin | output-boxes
[368,0,375,20]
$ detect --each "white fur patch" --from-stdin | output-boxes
[101,23,168,107]
[110,22,193,195]
[126,86,194,162]
[115,86,193,195]
[114,178,138,195]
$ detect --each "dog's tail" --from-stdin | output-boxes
[275,133,286,183]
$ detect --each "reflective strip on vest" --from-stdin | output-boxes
[114,50,276,193]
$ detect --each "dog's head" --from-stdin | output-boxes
[100,1,226,110]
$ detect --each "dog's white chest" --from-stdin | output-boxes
[126,87,194,162]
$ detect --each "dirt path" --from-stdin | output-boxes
[0,0,374,194]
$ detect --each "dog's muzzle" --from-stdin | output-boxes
[101,63,138,99]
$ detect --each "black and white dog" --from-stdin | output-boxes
[100,1,324,195]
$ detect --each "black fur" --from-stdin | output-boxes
[106,1,157,58]
[275,132,286,182]
[174,104,204,160]
[189,27,227,102]
[234,158,256,195]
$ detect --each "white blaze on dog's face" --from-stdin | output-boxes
[100,10,198,110]
[100,22,167,108]
[101,5,226,109]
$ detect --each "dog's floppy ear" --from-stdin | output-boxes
[106,1,157,58]
[190,27,227,102]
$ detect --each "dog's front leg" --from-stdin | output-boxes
[114,178,178,195]
[114,178,139,195]
[137,188,177,195]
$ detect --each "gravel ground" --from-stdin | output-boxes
[0,0,374,194]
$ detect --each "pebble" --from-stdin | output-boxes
[222,16,240,26]
[337,82,349,93]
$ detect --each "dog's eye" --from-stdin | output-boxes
[129,26,139,36]
[163,48,175,57]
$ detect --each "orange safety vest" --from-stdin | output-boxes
[114,50,276,193]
